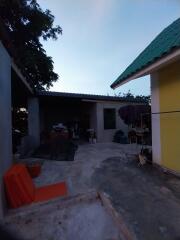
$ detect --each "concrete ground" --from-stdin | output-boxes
[34,143,144,195]
[5,193,122,240]
[4,143,180,240]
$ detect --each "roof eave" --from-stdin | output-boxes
[12,61,34,94]
[111,48,180,89]
[38,91,145,103]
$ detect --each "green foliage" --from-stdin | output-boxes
[0,0,62,89]
[115,91,151,104]
[119,104,151,126]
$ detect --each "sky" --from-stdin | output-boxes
[37,0,180,96]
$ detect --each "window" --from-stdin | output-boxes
[104,108,116,129]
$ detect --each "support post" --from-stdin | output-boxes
[0,42,12,219]
[151,73,161,165]
[28,97,40,148]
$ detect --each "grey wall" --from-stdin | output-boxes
[96,101,129,142]
[0,42,12,219]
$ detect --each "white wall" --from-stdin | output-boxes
[96,101,129,142]
[0,42,12,219]
[151,73,161,165]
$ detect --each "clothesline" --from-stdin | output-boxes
[141,110,180,116]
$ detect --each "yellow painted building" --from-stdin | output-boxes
[111,18,180,175]
[158,61,180,172]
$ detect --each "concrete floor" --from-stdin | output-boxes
[5,194,122,240]
[4,143,180,240]
[34,143,144,196]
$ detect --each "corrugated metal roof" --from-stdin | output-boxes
[37,91,145,103]
[111,18,180,89]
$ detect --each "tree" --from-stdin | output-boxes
[0,0,62,90]
[119,104,151,127]
[115,91,151,104]
[117,91,151,127]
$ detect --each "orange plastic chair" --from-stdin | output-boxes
[4,164,67,208]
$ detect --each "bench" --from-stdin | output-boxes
[4,164,67,208]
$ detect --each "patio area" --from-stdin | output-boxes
[4,143,180,240]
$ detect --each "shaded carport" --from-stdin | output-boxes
[38,92,97,141]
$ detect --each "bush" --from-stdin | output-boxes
[113,130,128,144]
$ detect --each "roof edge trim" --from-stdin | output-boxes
[111,48,180,89]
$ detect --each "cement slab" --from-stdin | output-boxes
[3,143,180,240]
[4,193,123,240]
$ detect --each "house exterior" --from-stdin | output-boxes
[111,18,180,175]
[37,91,143,143]
[0,38,144,218]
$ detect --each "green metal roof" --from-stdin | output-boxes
[111,18,180,89]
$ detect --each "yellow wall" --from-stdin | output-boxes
[158,60,180,172]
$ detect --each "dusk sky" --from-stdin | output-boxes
[38,0,180,96]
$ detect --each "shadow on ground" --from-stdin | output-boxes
[92,155,180,240]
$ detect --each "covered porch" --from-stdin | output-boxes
[38,92,97,142]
